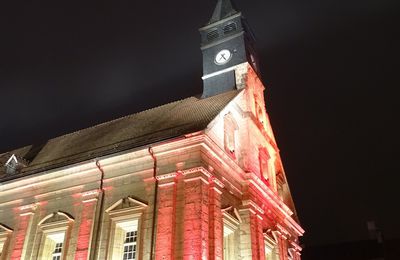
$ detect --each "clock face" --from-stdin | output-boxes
[214,49,232,65]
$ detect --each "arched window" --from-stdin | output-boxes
[36,211,74,260]
[224,113,238,157]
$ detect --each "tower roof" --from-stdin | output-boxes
[208,0,238,24]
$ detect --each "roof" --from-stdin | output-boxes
[0,90,241,181]
[209,0,238,24]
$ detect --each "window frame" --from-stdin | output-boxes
[222,207,240,260]
[259,147,277,192]
[36,212,74,260]
[224,113,239,158]
[105,197,147,260]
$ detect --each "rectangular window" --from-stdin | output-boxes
[52,242,63,260]
[123,231,137,260]
[222,209,240,260]
[259,148,277,192]
[264,233,278,260]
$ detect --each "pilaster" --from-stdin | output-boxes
[74,190,99,260]
[9,203,37,260]
[208,178,223,260]
[155,173,179,260]
[183,175,209,259]
[238,207,262,260]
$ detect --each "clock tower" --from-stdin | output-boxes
[200,0,259,98]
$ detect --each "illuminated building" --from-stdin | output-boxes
[0,0,304,259]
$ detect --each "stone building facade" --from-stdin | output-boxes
[0,1,304,259]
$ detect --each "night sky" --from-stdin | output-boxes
[1,0,399,247]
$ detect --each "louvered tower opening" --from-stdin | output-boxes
[223,22,237,34]
[207,29,219,41]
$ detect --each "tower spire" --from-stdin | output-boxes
[209,0,238,24]
[200,0,259,98]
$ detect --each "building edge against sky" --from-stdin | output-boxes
[0,0,304,259]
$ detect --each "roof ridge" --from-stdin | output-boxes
[54,96,198,141]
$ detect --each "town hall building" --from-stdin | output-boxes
[0,0,304,259]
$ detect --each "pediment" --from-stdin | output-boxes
[222,206,241,223]
[38,211,74,226]
[0,224,13,235]
[222,206,241,235]
[263,230,278,250]
[106,197,148,213]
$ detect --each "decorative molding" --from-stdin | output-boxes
[155,172,177,181]
[81,190,99,197]
[38,211,74,226]
[242,199,265,215]
[290,240,302,252]
[276,223,290,239]
[19,203,38,212]
[247,174,304,236]
[0,224,13,233]
[106,196,148,213]
[82,198,98,204]
[263,232,277,251]
[183,176,209,185]
[156,166,226,189]
[284,217,305,236]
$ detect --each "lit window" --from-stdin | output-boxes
[264,232,278,260]
[52,242,63,260]
[224,113,238,157]
[36,212,74,260]
[123,231,137,260]
[105,197,147,260]
[222,207,240,260]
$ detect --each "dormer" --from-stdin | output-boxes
[4,154,27,174]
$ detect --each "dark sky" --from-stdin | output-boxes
[1,0,399,247]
